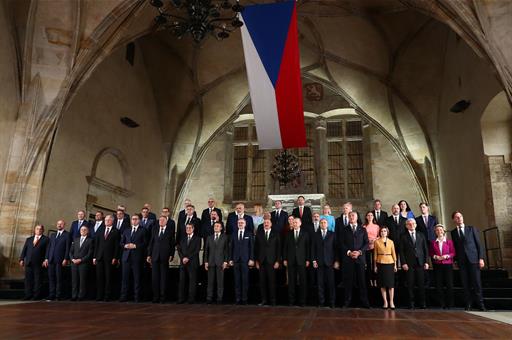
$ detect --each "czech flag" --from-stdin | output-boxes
[240,1,307,150]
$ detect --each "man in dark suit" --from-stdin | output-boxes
[226,203,254,235]
[400,218,429,309]
[415,202,438,242]
[143,203,158,221]
[335,202,362,245]
[283,217,310,306]
[202,209,224,240]
[451,211,486,311]
[120,215,147,302]
[177,223,201,304]
[312,219,339,308]
[90,211,105,239]
[201,198,223,225]
[44,219,71,300]
[292,196,313,229]
[19,225,48,300]
[177,198,196,231]
[340,211,369,308]
[229,218,254,304]
[204,222,230,304]
[270,200,288,234]
[385,204,407,244]
[176,204,201,244]
[114,209,130,234]
[373,199,388,227]
[70,210,90,240]
[93,215,120,301]
[255,218,281,306]
[70,225,94,301]
[147,215,176,303]
[140,207,156,235]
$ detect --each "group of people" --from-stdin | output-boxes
[19,197,486,311]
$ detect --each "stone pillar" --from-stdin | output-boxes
[315,118,328,195]
[223,126,234,204]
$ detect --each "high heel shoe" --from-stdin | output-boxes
[390,305,395,310]
[382,305,388,309]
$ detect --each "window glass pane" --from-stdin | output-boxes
[346,120,362,137]
[328,141,344,197]
[250,146,266,201]
[233,145,248,200]
[234,126,248,142]
[327,121,343,138]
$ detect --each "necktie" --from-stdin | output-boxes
[117,220,121,229]
[352,225,356,234]
[159,228,164,238]
[376,211,380,220]
[344,216,348,226]
[276,210,280,219]
[143,218,147,226]
[423,215,428,226]
[131,227,136,237]
[187,235,191,245]
[299,207,303,218]
[295,230,298,241]
[314,223,319,232]
[56,232,60,239]
[186,217,190,225]
[33,236,38,246]
[104,228,110,240]
[80,237,84,248]
[215,234,219,242]
[411,232,416,244]
[395,216,398,224]
[459,227,465,240]
[239,231,243,241]
[266,230,269,241]
[322,231,326,240]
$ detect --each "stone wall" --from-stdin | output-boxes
[37,43,166,228]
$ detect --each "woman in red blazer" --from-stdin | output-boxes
[429,224,456,309]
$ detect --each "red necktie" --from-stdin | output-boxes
[299,207,303,218]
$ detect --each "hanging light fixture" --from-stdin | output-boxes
[150,0,244,43]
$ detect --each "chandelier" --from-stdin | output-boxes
[271,150,302,186]
[149,0,244,43]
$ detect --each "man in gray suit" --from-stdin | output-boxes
[204,222,230,304]
[70,225,94,301]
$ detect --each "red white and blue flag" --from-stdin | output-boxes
[240,1,307,149]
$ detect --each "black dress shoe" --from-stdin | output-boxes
[419,305,427,309]
[206,300,213,305]
[329,303,336,309]
[478,305,487,312]
[258,301,267,306]
[70,297,77,302]
[242,301,248,305]
[409,304,415,310]
[271,301,277,306]
[152,300,160,304]
[22,296,32,301]
[465,304,472,311]
[119,298,128,303]
[177,300,185,304]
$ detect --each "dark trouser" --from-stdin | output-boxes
[288,263,307,305]
[459,262,484,307]
[96,259,115,300]
[207,265,224,302]
[178,264,197,303]
[151,260,169,301]
[234,262,249,302]
[405,265,425,306]
[259,262,276,304]
[121,258,143,301]
[24,264,43,299]
[71,263,89,299]
[342,260,368,306]
[48,263,64,299]
[434,264,454,307]
[318,265,335,305]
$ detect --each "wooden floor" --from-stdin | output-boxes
[0,302,511,339]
